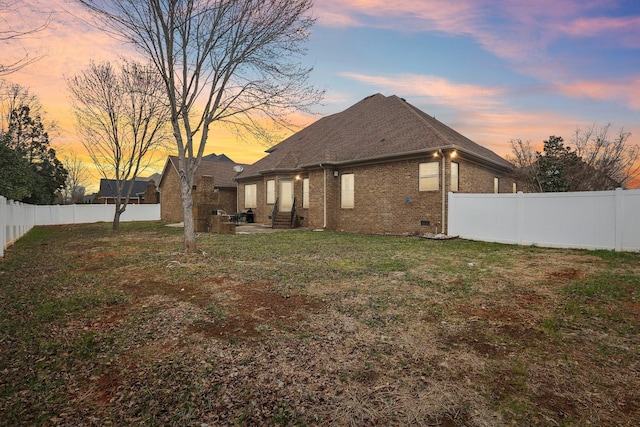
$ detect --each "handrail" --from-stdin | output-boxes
[290,197,296,227]
[272,197,279,228]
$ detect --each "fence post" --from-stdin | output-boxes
[0,196,5,258]
[615,188,623,252]
[516,191,524,245]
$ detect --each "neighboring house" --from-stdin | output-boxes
[234,93,515,235]
[158,155,246,230]
[97,178,159,204]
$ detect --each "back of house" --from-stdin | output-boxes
[235,94,515,234]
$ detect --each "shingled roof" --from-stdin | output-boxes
[162,155,246,188]
[238,94,512,179]
[99,178,150,198]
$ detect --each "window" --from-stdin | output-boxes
[341,173,354,208]
[302,178,309,208]
[450,162,459,192]
[494,177,499,193]
[244,184,257,208]
[419,162,439,191]
[266,180,275,204]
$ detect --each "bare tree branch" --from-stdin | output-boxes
[571,124,639,189]
[67,59,172,230]
[0,0,50,76]
[75,0,324,251]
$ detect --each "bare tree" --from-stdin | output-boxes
[61,150,90,204]
[0,0,50,76]
[75,0,324,252]
[571,124,639,189]
[508,125,640,192]
[67,60,171,230]
[0,82,56,134]
[506,138,540,192]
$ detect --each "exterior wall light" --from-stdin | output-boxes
[333,170,339,177]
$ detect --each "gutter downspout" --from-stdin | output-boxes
[319,164,327,228]
[438,149,446,235]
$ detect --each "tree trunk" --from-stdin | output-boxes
[180,178,197,253]
[113,204,122,231]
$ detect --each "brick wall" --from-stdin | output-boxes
[328,159,444,234]
[236,155,512,234]
[457,157,516,194]
[160,167,238,224]
[160,167,183,222]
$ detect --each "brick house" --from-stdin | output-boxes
[97,178,159,204]
[158,155,245,230]
[234,94,515,235]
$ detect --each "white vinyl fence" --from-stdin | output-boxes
[1,196,161,257]
[448,188,640,252]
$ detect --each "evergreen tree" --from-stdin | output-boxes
[3,106,67,204]
[0,133,33,200]
[534,136,580,192]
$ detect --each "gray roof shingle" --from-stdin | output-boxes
[239,94,512,178]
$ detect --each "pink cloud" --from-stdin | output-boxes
[314,0,480,35]
[556,78,640,111]
[340,72,506,111]
[314,0,632,84]
[332,71,638,159]
[563,16,640,48]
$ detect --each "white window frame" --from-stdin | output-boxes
[450,162,459,192]
[341,173,354,209]
[302,178,309,208]
[266,179,275,204]
[244,184,257,208]
[419,162,439,191]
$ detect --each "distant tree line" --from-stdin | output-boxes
[509,125,639,192]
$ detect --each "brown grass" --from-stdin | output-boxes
[0,222,638,426]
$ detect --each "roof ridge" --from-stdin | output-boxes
[389,95,453,147]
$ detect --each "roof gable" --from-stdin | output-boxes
[161,155,246,189]
[239,94,512,178]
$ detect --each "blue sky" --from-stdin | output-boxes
[4,0,639,186]
[307,0,640,159]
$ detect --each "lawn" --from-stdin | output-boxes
[0,222,638,426]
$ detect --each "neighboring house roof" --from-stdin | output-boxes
[147,172,162,186]
[238,93,512,179]
[160,155,246,189]
[202,153,235,163]
[98,179,151,198]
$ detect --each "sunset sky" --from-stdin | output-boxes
[3,0,640,191]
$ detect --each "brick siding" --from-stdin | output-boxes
[160,167,238,225]
[237,154,514,235]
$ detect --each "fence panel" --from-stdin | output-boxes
[1,196,36,257]
[621,190,640,251]
[449,188,640,251]
[2,200,160,257]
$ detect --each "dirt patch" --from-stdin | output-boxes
[549,267,583,281]
[189,280,323,339]
[94,370,121,405]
